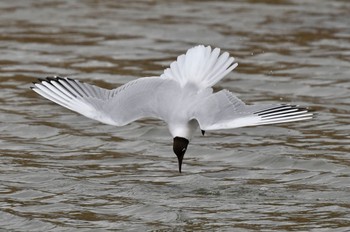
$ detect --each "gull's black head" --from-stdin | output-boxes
[173,137,189,173]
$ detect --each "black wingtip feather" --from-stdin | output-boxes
[259,107,308,118]
[256,106,292,116]
[31,76,83,100]
[252,105,314,125]
[36,76,68,84]
[254,105,287,115]
[46,77,57,82]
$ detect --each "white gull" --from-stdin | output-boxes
[31,45,313,172]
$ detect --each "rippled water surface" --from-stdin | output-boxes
[1,0,350,231]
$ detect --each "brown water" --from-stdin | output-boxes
[1,0,350,231]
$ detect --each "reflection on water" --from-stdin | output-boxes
[1,0,350,231]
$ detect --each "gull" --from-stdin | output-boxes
[31,45,313,173]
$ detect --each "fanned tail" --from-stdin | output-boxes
[161,45,238,89]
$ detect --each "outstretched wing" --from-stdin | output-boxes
[192,89,313,130]
[31,76,179,126]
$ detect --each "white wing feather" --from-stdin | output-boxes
[192,90,313,130]
[31,77,179,126]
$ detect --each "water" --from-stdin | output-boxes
[1,0,350,231]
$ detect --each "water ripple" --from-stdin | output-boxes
[1,0,350,231]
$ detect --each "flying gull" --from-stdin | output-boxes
[31,45,313,172]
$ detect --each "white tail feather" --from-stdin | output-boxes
[161,45,238,89]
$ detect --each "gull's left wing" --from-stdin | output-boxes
[192,89,313,131]
[31,76,179,126]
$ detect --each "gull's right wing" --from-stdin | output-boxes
[31,76,179,126]
[192,89,313,131]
